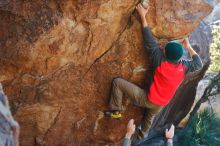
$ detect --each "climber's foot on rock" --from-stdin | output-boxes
[104,110,122,119]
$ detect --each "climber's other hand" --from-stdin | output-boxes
[183,37,192,49]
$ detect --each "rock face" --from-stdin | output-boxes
[0,0,215,146]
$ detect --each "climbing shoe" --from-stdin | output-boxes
[104,110,122,119]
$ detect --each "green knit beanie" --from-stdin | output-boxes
[165,42,183,61]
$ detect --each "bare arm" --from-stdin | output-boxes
[183,38,197,57]
[139,11,148,27]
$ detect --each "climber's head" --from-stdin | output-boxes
[164,42,183,61]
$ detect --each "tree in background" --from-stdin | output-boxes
[179,72,220,146]
[209,24,220,72]
[180,109,220,146]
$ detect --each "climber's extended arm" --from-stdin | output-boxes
[136,4,163,68]
[136,4,160,55]
[181,38,203,74]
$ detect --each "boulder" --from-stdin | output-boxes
[0,0,215,145]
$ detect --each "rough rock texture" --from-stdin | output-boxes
[0,0,215,146]
[194,73,220,117]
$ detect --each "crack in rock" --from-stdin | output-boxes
[82,17,132,79]
[41,106,62,143]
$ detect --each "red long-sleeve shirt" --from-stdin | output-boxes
[143,27,203,106]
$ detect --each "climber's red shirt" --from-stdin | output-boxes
[148,61,185,105]
[142,27,203,106]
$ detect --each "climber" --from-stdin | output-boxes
[0,84,20,146]
[122,119,175,146]
[104,3,203,140]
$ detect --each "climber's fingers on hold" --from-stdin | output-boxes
[136,3,142,10]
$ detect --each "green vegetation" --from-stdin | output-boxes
[209,25,220,72]
[179,109,220,146]
[179,73,220,146]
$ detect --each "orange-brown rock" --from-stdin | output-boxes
[0,0,215,145]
